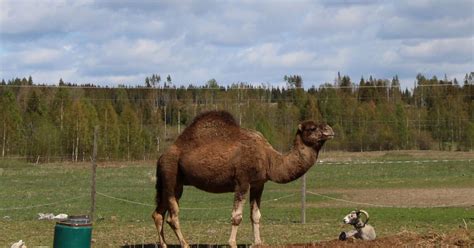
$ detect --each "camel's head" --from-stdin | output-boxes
[298,121,334,148]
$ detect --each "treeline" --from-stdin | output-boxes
[0,73,473,162]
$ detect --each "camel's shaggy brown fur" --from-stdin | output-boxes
[152,110,334,248]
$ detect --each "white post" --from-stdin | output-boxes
[90,126,98,222]
[301,173,306,224]
[178,110,181,134]
[164,105,167,139]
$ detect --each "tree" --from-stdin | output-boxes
[152,74,161,88]
[300,96,322,121]
[165,75,172,88]
[0,90,22,157]
[145,77,151,88]
[50,88,71,131]
[64,99,98,162]
[206,78,219,88]
[26,90,43,115]
[284,75,303,88]
[120,105,143,160]
[145,74,161,88]
[99,101,120,159]
[340,75,352,94]
[2,72,474,159]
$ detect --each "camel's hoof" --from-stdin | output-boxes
[228,241,237,248]
[251,242,263,248]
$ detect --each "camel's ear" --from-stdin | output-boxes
[298,123,303,132]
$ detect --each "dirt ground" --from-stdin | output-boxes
[319,150,474,161]
[310,188,474,208]
[258,229,473,248]
[121,229,473,247]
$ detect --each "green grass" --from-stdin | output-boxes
[310,160,474,189]
[0,151,473,247]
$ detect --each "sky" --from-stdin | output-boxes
[0,0,473,89]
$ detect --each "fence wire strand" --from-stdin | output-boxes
[306,191,474,208]
[0,195,87,211]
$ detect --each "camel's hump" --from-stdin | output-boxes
[190,110,239,127]
[176,111,240,145]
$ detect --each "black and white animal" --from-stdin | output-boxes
[339,209,376,241]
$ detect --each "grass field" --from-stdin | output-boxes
[0,151,473,247]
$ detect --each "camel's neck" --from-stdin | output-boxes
[267,135,320,184]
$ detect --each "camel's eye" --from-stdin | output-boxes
[309,127,317,131]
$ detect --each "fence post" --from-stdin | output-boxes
[301,173,306,224]
[90,126,98,222]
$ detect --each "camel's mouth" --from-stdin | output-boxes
[320,134,334,141]
[325,134,335,139]
[322,126,335,140]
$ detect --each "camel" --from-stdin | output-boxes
[152,110,334,248]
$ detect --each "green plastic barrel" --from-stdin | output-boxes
[53,215,92,248]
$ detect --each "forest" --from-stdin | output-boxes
[0,73,473,162]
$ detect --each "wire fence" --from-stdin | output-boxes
[2,180,472,213]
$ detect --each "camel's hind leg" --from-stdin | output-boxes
[166,183,189,248]
[153,157,168,248]
[158,148,188,247]
[152,207,167,248]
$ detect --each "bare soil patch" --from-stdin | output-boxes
[310,188,474,208]
[321,150,474,162]
[121,230,473,248]
[258,229,473,248]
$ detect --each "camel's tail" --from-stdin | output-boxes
[154,156,163,207]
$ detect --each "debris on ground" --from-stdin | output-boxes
[37,213,68,220]
[10,240,27,248]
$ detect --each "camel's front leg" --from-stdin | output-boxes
[229,187,249,248]
[250,185,264,245]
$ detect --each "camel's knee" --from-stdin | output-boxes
[152,211,164,224]
[166,215,180,229]
[166,215,173,225]
[251,209,261,224]
[231,212,243,225]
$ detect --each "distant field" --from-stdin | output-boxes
[0,151,473,247]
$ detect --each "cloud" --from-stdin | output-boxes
[22,48,64,66]
[378,1,474,39]
[379,16,473,40]
[0,0,472,88]
[78,38,183,77]
[390,0,473,21]
[238,43,315,68]
[302,3,377,35]
[399,38,473,64]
